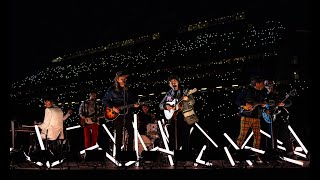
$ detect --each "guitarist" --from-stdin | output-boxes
[235,76,267,163]
[264,80,296,159]
[159,75,198,153]
[79,90,103,149]
[102,71,140,153]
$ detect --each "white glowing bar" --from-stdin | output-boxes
[277,145,286,151]
[34,125,45,150]
[10,148,13,152]
[195,123,218,148]
[150,146,159,151]
[35,161,43,166]
[245,160,253,166]
[158,120,174,166]
[241,131,253,149]
[282,156,304,166]
[80,144,99,154]
[51,159,64,167]
[195,159,206,165]
[46,161,51,168]
[164,125,169,139]
[158,148,174,155]
[244,146,265,154]
[277,139,283,145]
[196,145,207,161]
[294,151,307,158]
[106,152,120,166]
[102,124,115,143]
[162,119,165,124]
[138,134,148,151]
[223,133,240,150]
[113,132,116,157]
[224,146,235,166]
[66,125,81,131]
[125,161,136,166]
[190,127,194,135]
[295,146,303,152]
[260,129,271,138]
[288,125,308,154]
[133,114,139,159]
[157,120,168,148]
[23,151,31,161]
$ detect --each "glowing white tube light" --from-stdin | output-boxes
[158,120,174,166]
[113,132,116,157]
[190,127,194,134]
[282,156,304,166]
[224,146,235,166]
[80,144,99,154]
[195,123,218,148]
[288,125,308,154]
[158,148,174,155]
[245,160,253,166]
[150,146,159,151]
[106,152,120,166]
[125,161,136,166]
[133,114,139,160]
[260,129,271,138]
[102,124,115,143]
[223,133,240,150]
[294,151,307,158]
[66,125,81,131]
[34,125,45,150]
[137,133,147,151]
[196,145,207,161]
[241,131,253,149]
[244,146,265,154]
[277,145,286,151]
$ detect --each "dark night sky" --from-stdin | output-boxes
[8,0,311,83]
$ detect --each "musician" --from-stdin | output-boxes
[264,80,296,159]
[159,75,198,153]
[235,76,267,163]
[138,104,156,136]
[79,90,103,149]
[38,97,72,140]
[102,71,139,153]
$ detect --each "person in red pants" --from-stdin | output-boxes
[79,90,103,149]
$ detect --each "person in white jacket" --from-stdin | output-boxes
[38,97,72,140]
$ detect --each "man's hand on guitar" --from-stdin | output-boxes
[182,95,189,101]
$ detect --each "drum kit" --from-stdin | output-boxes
[138,123,160,155]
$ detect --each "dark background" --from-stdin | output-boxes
[8,0,311,83]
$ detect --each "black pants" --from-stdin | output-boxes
[272,116,294,154]
[168,113,192,152]
[114,114,134,152]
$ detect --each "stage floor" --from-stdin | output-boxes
[10,158,311,178]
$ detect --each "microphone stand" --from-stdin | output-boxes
[122,83,128,151]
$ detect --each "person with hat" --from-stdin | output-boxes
[264,79,296,160]
[102,71,140,153]
[159,74,198,153]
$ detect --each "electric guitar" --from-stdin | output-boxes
[163,88,197,120]
[105,101,152,121]
[80,114,104,127]
[272,89,297,117]
[239,102,265,116]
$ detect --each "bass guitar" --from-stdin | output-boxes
[163,88,197,120]
[105,101,152,121]
[272,88,297,118]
